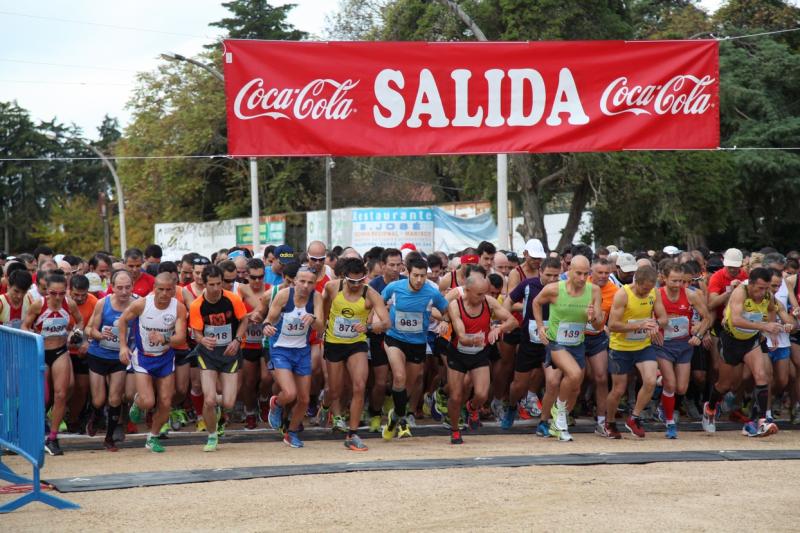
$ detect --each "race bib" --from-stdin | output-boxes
[457,332,485,354]
[664,316,690,340]
[395,311,423,333]
[528,320,548,344]
[41,317,68,338]
[738,311,763,335]
[245,321,264,344]
[99,324,121,350]
[626,319,649,341]
[204,324,233,346]
[556,322,583,346]
[333,316,361,339]
[281,315,308,337]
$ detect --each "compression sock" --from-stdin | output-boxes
[392,388,408,418]
[752,385,769,420]
[708,386,725,411]
[190,390,204,417]
[106,405,121,441]
[661,390,675,423]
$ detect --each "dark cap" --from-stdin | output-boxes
[274,244,295,264]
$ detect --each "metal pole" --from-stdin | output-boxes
[497,154,508,249]
[85,143,126,254]
[325,157,332,246]
[99,192,111,252]
[250,157,260,255]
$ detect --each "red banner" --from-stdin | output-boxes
[224,40,718,156]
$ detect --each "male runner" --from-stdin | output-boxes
[85,269,136,451]
[237,258,270,429]
[381,255,449,440]
[188,265,248,451]
[606,265,668,438]
[447,275,517,444]
[534,256,604,442]
[264,266,324,448]
[65,274,97,434]
[322,258,389,451]
[656,262,712,438]
[0,269,33,328]
[704,267,794,437]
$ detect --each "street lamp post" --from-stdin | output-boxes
[45,131,127,254]
[160,52,262,254]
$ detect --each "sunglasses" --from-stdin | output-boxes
[308,255,326,262]
[692,276,704,282]
[223,276,237,283]
[48,290,66,296]
[192,257,211,265]
[345,275,366,284]
[249,274,264,281]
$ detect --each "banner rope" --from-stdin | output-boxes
[716,27,800,41]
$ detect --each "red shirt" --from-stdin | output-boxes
[707,268,747,319]
[105,272,155,298]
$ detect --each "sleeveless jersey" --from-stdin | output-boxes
[0,293,32,329]
[271,288,314,349]
[88,297,130,360]
[452,297,491,354]
[546,280,592,346]
[609,284,656,351]
[724,285,771,340]
[134,294,178,357]
[33,298,73,339]
[659,287,693,340]
[241,291,265,349]
[325,281,369,345]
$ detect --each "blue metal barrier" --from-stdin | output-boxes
[0,325,79,513]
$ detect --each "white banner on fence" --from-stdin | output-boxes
[351,208,434,254]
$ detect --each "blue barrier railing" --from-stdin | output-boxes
[0,325,78,513]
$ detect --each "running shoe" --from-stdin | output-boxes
[792,403,800,425]
[517,402,534,420]
[535,420,550,438]
[44,437,63,456]
[103,438,118,452]
[605,421,622,439]
[146,435,165,453]
[283,430,304,448]
[306,402,318,419]
[368,415,382,433]
[558,429,574,442]
[196,419,207,432]
[268,396,283,430]
[554,403,568,432]
[755,418,778,437]
[332,415,348,433]
[548,420,561,439]
[741,420,758,437]
[625,415,646,438]
[422,393,433,417]
[490,398,505,421]
[501,405,516,430]
[259,397,270,424]
[159,422,170,436]
[58,420,67,432]
[128,398,143,424]
[317,406,330,428]
[216,414,226,437]
[685,399,701,421]
[466,401,481,431]
[655,405,666,424]
[382,409,398,440]
[406,414,418,428]
[528,396,543,418]
[113,424,125,443]
[397,418,413,439]
[86,414,97,437]
[665,422,678,439]
[450,430,463,445]
[594,422,609,438]
[344,434,368,452]
[702,402,717,433]
[203,434,218,452]
[245,414,258,431]
[432,390,447,421]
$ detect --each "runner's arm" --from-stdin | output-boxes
[311,292,325,334]
[487,296,518,334]
[85,297,106,341]
[607,288,630,333]
[170,304,187,347]
[652,290,669,329]
[21,299,42,331]
[117,298,145,364]
[366,287,390,333]
[687,289,713,339]
[588,285,604,331]
[448,299,468,340]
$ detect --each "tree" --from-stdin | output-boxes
[210,0,308,41]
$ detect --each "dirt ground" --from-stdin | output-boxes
[2,428,800,531]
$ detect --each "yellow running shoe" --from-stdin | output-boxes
[369,415,382,433]
[382,409,398,440]
[397,418,413,439]
[196,419,207,432]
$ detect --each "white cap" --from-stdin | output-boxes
[85,272,104,293]
[53,254,65,263]
[616,253,637,273]
[723,248,743,268]
[523,239,546,259]
[606,245,619,254]
[662,245,680,256]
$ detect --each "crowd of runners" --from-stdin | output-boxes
[2,238,799,455]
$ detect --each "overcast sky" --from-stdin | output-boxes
[0,0,734,140]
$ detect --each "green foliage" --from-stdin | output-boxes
[31,196,108,257]
[209,0,307,41]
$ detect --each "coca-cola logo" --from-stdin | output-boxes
[233,77,359,120]
[600,75,714,116]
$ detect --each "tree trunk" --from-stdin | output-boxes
[555,175,592,253]
[510,154,549,250]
